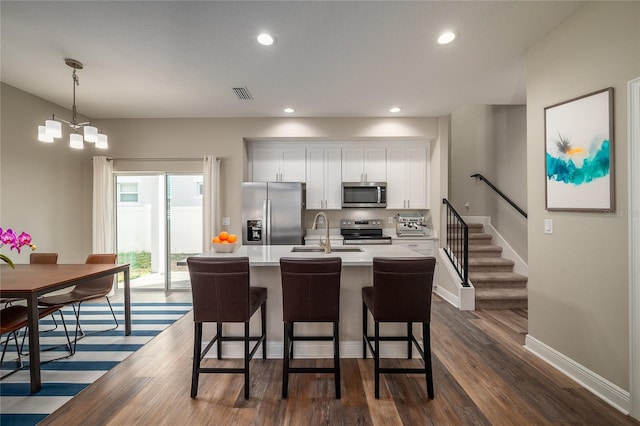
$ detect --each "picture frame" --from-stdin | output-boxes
[544,87,615,212]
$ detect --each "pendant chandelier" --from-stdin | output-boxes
[37,58,108,149]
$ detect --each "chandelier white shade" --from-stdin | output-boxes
[44,119,62,138]
[69,133,84,149]
[37,126,54,143]
[37,58,108,150]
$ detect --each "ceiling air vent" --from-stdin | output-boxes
[232,87,253,100]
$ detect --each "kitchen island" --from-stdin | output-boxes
[192,244,434,359]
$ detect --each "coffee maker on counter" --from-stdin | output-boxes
[396,212,432,237]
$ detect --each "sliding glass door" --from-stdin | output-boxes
[116,173,203,291]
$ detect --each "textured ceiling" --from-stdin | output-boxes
[0,1,585,119]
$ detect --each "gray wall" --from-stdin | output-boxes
[450,104,528,260]
[1,83,444,264]
[526,1,639,390]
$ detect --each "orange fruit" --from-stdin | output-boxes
[212,236,221,243]
[218,231,229,241]
[221,240,229,244]
[227,234,237,243]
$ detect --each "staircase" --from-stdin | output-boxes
[453,223,528,310]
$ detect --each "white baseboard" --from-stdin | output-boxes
[434,284,458,308]
[524,334,630,414]
[203,340,424,360]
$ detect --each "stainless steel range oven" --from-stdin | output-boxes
[339,219,392,245]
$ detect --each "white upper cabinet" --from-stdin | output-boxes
[249,141,430,210]
[341,148,386,182]
[386,145,429,209]
[251,146,306,182]
[306,147,342,210]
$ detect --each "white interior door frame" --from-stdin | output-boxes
[629,76,640,420]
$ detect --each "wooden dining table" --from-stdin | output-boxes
[0,263,130,393]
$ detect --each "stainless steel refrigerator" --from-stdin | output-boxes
[241,182,306,245]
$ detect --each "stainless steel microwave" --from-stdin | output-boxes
[341,182,387,208]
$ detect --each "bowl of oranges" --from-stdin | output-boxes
[211,231,240,253]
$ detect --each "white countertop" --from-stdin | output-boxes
[196,244,427,266]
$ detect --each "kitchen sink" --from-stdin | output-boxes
[290,246,363,253]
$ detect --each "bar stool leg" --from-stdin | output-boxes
[407,322,413,359]
[244,321,250,399]
[334,321,341,399]
[362,302,368,359]
[282,322,290,398]
[289,322,294,359]
[191,322,202,398]
[216,323,223,359]
[424,321,434,399]
[261,301,267,359]
[374,321,380,399]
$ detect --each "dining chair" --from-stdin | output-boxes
[31,253,61,331]
[0,304,73,379]
[1,253,60,308]
[186,256,267,399]
[37,254,118,353]
[279,257,342,399]
[362,256,437,399]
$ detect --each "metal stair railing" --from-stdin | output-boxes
[470,173,527,219]
[442,198,470,287]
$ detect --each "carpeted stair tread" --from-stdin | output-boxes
[469,257,515,272]
[475,287,528,300]
[466,245,503,258]
[475,288,528,310]
[469,257,514,266]
[470,271,528,283]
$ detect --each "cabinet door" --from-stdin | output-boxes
[324,148,342,209]
[306,148,342,210]
[281,149,306,182]
[252,148,282,182]
[406,147,427,208]
[341,148,365,182]
[342,148,386,182]
[386,148,408,208]
[386,147,428,209]
[363,148,387,182]
[305,148,324,209]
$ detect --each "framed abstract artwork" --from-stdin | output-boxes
[544,88,615,211]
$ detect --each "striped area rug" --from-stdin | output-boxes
[0,302,192,426]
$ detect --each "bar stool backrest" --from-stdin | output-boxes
[187,257,251,323]
[372,257,436,322]
[280,257,342,322]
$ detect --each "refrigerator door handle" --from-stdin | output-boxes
[264,199,271,245]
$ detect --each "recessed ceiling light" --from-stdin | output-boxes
[389,107,402,113]
[284,107,295,113]
[257,33,276,46]
[437,31,457,45]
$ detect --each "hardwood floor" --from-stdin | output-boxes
[41,293,638,425]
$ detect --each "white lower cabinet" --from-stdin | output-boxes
[392,238,437,257]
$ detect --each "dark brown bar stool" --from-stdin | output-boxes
[280,257,342,399]
[186,256,267,399]
[362,256,436,399]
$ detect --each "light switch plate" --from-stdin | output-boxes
[544,219,553,234]
[222,217,230,226]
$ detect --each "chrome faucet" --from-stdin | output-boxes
[312,212,332,254]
